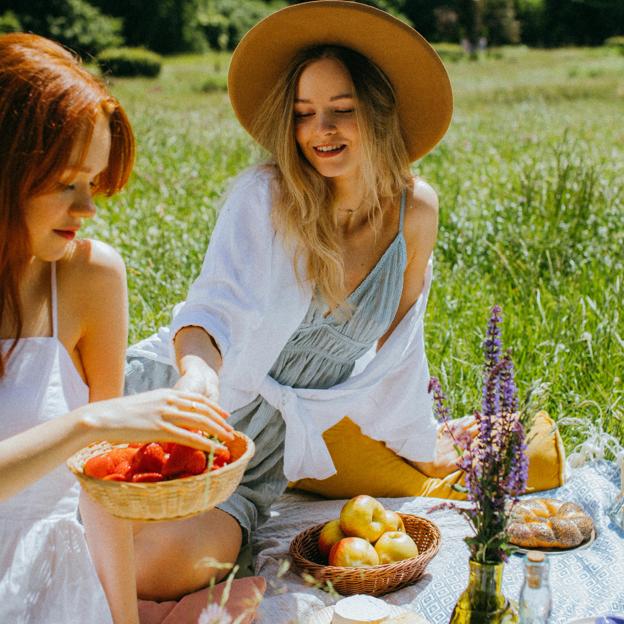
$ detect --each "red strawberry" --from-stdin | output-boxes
[214,445,231,463]
[207,444,231,471]
[114,460,133,481]
[84,454,116,479]
[131,472,163,483]
[131,443,167,474]
[103,473,127,481]
[172,472,194,480]
[109,448,138,468]
[161,444,197,477]
[186,450,207,475]
[209,455,228,471]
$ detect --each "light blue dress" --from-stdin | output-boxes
[125,191,407,542]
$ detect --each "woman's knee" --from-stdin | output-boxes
[134,510,243,601]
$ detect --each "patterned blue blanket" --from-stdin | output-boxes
[254,460,624,623]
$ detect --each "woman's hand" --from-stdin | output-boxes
[78,388,234,452]
[411,416,478,479]
[174,355,220,401]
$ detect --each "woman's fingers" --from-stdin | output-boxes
[158,422,230,453]
[173,392,231,421]
[163,410,235,442]
[165,392,234,440]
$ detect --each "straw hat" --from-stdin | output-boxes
[228,0,453,162]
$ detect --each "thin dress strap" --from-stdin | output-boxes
[51,261,59,338]
[398,188,407,233]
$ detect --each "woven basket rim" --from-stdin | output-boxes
[66,431,254,490]
[289,512,441,572]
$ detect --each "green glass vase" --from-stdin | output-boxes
[449,559,518,624]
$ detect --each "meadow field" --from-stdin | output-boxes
[90,47,624,450]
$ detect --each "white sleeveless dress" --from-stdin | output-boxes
[0,263,112,624]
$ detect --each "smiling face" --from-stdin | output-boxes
[294,57,362,184]
[23,113,112,262]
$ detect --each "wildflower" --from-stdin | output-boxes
[198,603,233,624]
[428,376,450,423]
[428,305,529,564]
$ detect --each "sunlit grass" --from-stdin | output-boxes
[89,47,624,450]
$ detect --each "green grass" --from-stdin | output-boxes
[89,47,624,451]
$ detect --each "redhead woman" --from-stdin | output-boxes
[122,0,468,601]
[0,33,232,624]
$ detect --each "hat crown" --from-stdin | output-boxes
[228,0,453,162]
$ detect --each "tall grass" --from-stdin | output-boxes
[90,47,624,449]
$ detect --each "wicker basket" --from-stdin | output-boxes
[67,432,254,522]
[289,513,441,596]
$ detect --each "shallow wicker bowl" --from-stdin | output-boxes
[289,513,441,597]
[67,431,254,522]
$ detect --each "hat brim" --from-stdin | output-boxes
[228,0,453,162]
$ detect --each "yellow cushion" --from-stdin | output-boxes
[290,411,565,499]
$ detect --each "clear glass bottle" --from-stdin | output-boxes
[519,551,552,623]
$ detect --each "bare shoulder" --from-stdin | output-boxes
[402,178,439,261]
[59,239,126,306]
[62,239,125,282]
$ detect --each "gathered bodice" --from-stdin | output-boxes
[270,191,407,390]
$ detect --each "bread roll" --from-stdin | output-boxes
[508,498,593,549]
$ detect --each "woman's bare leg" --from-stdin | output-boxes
[80,492,139,624]
[133,508,243,601]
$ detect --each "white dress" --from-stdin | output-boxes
[0,263,112,624]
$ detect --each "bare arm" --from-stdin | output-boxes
[377,179,439,351]
[173,325,222,400]
[0,244,233,501]
[374,181,461,479]
[68,242,229,624]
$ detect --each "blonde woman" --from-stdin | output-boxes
[123,1,464,600]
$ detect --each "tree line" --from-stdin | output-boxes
[1,0,622,57]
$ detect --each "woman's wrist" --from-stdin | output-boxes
[71,404,106,446]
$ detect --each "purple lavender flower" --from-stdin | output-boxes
[503,418,529,497]
[500,351,519,415]
[428,304,529,564]
[483,305,503,372]
[428,376,451,423]
[482,306,503,417]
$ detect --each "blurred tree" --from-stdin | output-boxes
[198,0,285,51]
[0,0,123,56]
[402,0,448,39]
[456,0,485,54]
[483,0,520,44]
[0,10,20,34]
[90,0,208,53]
[433,5,462,42]
[514,0,547,46]
[543,0,624,46]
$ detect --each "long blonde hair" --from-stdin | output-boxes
[252,45,411,311]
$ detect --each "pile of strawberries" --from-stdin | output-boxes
[84,441,232,483]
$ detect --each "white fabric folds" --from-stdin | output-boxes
[139,167,438,481]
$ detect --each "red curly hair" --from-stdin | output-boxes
[0,33,135,377]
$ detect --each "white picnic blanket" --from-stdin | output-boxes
[253,460,624,623]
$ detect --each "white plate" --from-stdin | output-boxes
[512,528,596,556]
[306,604,430,624]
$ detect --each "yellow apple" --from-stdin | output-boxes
[380,509,405,533]
[329,537,380,567]
[340,495,387,542]
[318,518,346,559]
[374,531,419,564]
